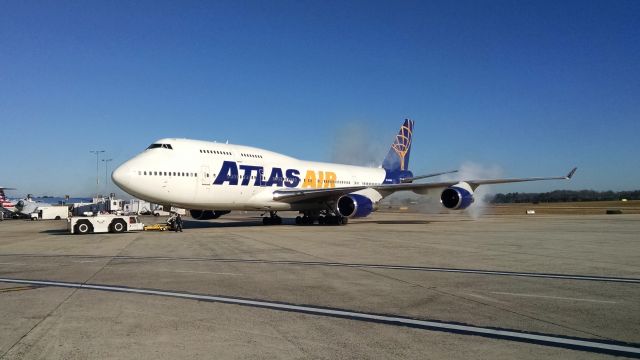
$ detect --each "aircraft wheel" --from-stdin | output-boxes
[263,217,271,225]
[295,216,302,225]
[340,217,349,225]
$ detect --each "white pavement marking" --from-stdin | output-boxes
[490,292,618,304]
[0,263,28,266]
[0,277,638,357]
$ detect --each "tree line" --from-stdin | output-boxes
[489,190,640,203]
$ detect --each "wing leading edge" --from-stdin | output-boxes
[272,167,577,203]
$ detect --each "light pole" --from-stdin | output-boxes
[102,158,113,195]
[90,150,105,199]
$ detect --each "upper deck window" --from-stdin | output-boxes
[147,143,173,150]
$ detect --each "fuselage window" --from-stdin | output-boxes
[154,171,157,175]
[144,171,147,175]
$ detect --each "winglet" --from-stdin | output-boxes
[566,167,577,179]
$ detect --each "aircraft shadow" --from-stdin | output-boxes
[183,219,266,228]
[40,229,69,235]
[351,220,432,225]
[184,218,434,228]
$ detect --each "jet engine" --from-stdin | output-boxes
[189,210,230,220]
[336,194,374,218]
[440,183,474,210]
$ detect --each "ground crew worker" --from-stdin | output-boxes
[174,213,183,232]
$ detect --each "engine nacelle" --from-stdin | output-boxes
[189,210,230,220]
[440,185,474,210]
[336,194,374,218]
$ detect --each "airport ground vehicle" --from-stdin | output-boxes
[152,207,186,216]
[68,215,145,235]
[30,206,69,220]
[143,223,170,231]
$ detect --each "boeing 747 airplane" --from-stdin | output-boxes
[112,120,576,225]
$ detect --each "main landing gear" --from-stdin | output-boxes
[262,210,348,226]
[262,211,282,225]
[294,211,348,226]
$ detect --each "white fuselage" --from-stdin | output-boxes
[112,138,386,211]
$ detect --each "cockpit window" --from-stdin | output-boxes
[147,143,173,150]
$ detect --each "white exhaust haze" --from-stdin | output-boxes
[329,121,387,167]
[328,122,502,219]
[445,162,503,219]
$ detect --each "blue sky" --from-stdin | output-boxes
[1,0,639,197]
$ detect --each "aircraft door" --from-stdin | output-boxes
[201,166,210,185]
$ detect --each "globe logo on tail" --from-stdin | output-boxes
[391,120,414,170]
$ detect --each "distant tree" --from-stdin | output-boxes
[489,190,640,203]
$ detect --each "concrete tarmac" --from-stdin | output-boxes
[0,212,639,359]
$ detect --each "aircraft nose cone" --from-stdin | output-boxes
[112,163,132,190]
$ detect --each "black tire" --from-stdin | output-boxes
[295,216,302,225]
[109,219,127,233]
[340,217,349,225]
[74,220,93,235]
[55,216,61,220]
[154,213,160,217]
[263,217,271,225]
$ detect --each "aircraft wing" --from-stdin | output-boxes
[273,167,577,203]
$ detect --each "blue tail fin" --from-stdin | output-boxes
[382,119,414,171]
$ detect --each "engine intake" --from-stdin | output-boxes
[189,210,230,220]
[440,187,474,210]
[336,194,374,218]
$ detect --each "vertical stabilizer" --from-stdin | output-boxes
[0,187,17,210]
[382,119,414,171]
